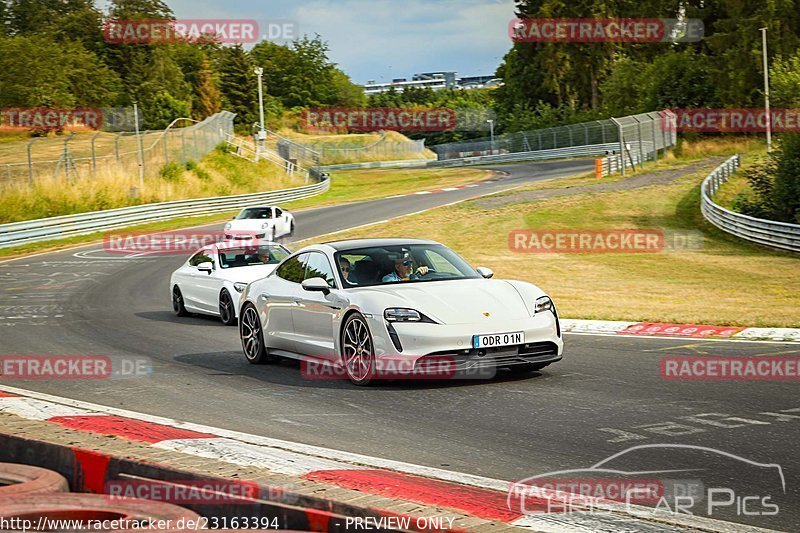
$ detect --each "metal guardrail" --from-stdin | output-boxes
[701,155,800,253]
[0,177,330,249]
[312,143,625,173]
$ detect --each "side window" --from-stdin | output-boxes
[304,252,336,288]
[275,208,283,217]
[189,250,213,267]
[276,253,308,283]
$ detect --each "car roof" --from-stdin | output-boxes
[214,241,288,251]
[321,238,441,251]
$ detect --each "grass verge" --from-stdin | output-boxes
[0,166,492,260]
[296,153,798,327]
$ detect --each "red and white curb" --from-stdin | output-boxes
[0,385,776,532]
[561,319,800,343]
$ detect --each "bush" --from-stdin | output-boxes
[159,162,184,182]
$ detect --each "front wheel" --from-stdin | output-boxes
[219,289,237,326]
[239,304,277,364]
[172,286,188,317]
[341,313,376,386]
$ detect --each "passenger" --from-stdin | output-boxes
[258,248,273,264]
[382,256,429,282]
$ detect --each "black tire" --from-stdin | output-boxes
[289,220,295,235]
[239,303,278,364]
[270,227,276,242]
[219,289,237,326]
[172,286,188,317]
[340,313,376,386]
[510,362,550,374]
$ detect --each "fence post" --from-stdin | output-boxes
[27,138,38,185]
[650,114,659,163]
[91,132,100,174]
[635,117,645,168]
[181,129,187,164]
[114,133,122,162]
[611,118,625,176]
[163,130,169,166]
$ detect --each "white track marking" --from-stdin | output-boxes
[156,437,363,476]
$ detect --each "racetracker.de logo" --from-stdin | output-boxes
[510,18,704,43]
[302,107,457,133]
[667,109,800,132]
[510,230,663,254]
[301,356,495,381]
[105,480,263,505]
[103,19,259,44]
[0,356,151,380]
[104,231,260,255]
[0,108,103,131]
[661,356,800,381]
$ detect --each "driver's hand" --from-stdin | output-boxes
[416,266,429,276]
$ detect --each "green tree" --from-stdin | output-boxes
[217,44,257,128]
[144,90,191,129]
[0,35,120,107]
[194,58,222,118]
[108,0,173,20]
[772,132,800,223]
[770,52,800,107]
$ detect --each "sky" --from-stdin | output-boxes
[100,0,517,84]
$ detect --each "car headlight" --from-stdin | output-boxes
[224,223,232,230]
[384,308,421,322]
[384,308,439,324]
[233,282,247,293]
[534,296,554,314]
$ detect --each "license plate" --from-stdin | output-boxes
[472,331,524,349]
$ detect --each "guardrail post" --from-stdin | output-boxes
[114,133,122,162]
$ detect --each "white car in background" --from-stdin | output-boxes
[170,242,291,326]
[224,206,295,241]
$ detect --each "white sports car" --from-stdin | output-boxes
[238,238,563,385]
[224,206,295,241]
[170,242,291,325]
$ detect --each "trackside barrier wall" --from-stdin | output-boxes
[0,433,394,532]
[701,155,800,253]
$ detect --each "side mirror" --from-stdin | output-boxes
[476,267,494,279]
[301,277,331,294]
[197,262,214,274]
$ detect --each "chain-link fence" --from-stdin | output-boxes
[273,130,428,166]
[430,111,678,175]
[0,111,236,187]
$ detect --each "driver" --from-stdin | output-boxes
[382,255,429,282]
[257,248,273,264]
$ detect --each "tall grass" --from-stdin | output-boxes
[0,147,305,223]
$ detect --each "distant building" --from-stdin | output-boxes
[362,71,501,95]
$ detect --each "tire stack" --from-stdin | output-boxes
[0,462,200,531]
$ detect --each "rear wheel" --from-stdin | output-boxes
[341,313,376,386]
[240,304,277,364]
[219,289,237,326]
[172,286,188,317]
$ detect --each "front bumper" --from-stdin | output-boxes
[364,313,563,375]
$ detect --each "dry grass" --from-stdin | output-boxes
[297,162,799,327]
[0,148,305,223]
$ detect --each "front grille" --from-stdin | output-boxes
[418,342,560,371]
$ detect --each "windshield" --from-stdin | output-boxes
[217,245,289,268]
[236,208,273,220]
[335,244,480,288]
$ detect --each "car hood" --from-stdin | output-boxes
[353,279,539,324]
[217,265,277,283]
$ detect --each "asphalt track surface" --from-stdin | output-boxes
[1,159,798,531]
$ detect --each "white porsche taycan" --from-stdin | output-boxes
[170,242,291,325]
[224,206,295,241]
[238,238,563,385]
